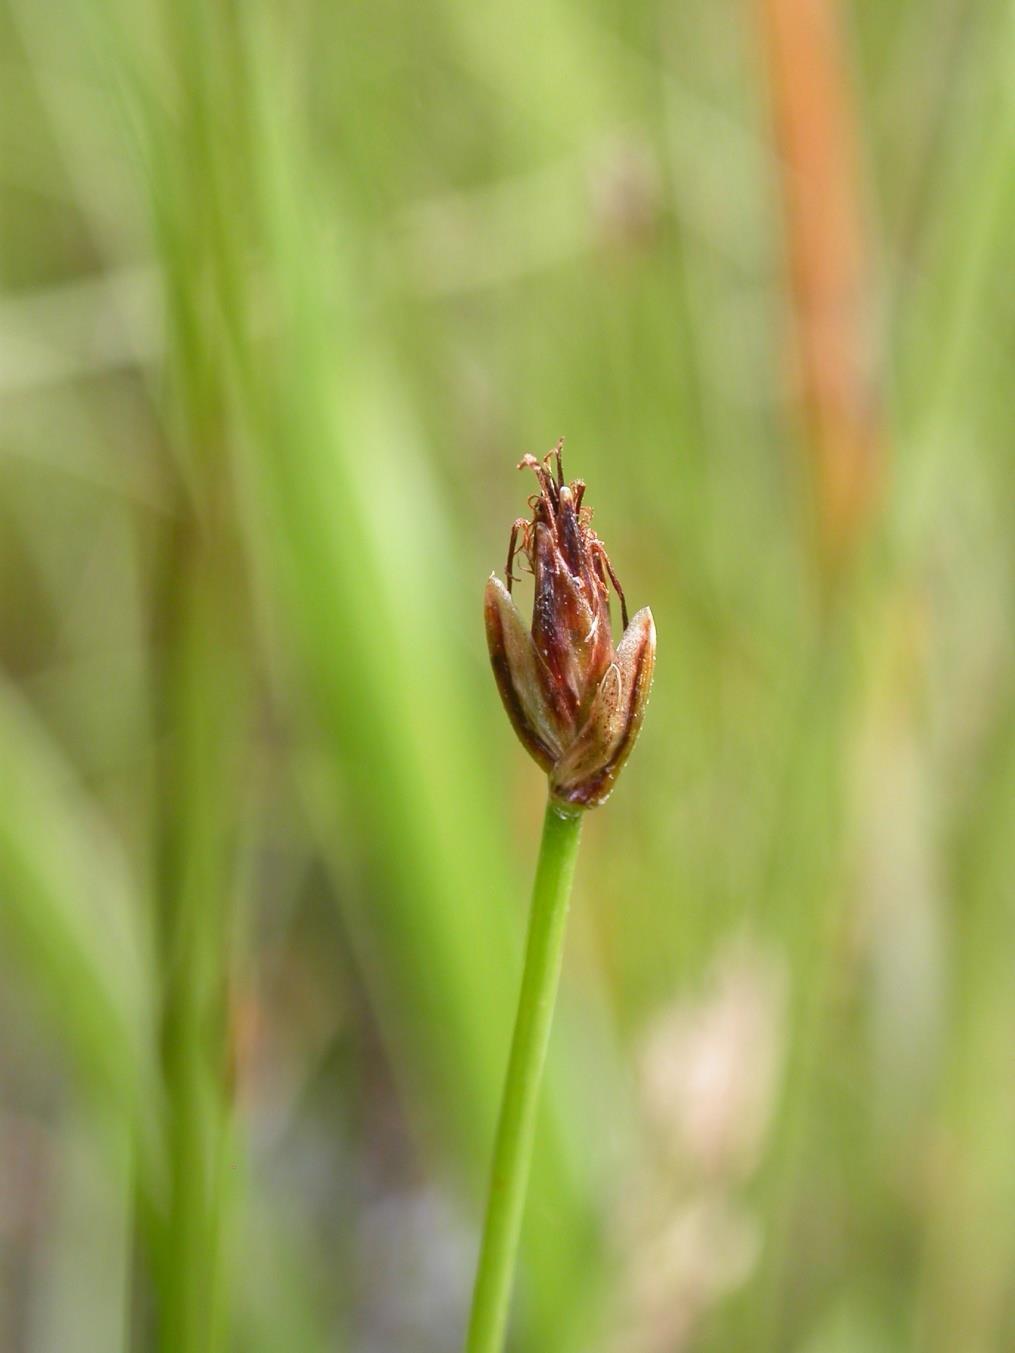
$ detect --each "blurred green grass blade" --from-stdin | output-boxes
[221,10,607,1343]
[155,542,242,1353]
[916,700,1015,1350]
[0,676,163,1188]
[232,35,602,1348]
[135,22,248,1349]
[233,3,515,1123]
[892,0,1015,560]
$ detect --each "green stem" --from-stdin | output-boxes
[465,798,584,1353]
[156,527,236,1353]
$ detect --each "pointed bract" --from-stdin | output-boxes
[484,576,560,772]
[551,607,655,806]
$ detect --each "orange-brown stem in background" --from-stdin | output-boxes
[757,0,884,577]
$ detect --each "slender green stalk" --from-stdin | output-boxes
[465,798,583,1353]
[157,536,236,1353]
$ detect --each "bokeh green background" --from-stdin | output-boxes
[1,1,1013,1350]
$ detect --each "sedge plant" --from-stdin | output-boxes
[467,443,656,1353]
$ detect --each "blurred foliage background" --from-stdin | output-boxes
[1,0,1013,1350]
